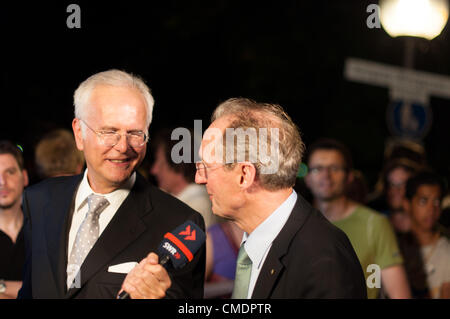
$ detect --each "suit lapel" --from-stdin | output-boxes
[44,174,83,298]
[65,174,152,298]
[251,196,312,298]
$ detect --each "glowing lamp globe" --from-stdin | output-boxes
[380,0,449,40]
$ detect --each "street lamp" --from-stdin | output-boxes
[378,0,449,142]
[380,0,449,40]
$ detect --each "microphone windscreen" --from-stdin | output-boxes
[157,220,206,269]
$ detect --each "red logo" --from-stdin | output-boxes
[174,252,181,259]
[179,225,196,241]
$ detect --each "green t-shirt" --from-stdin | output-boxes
[332,205,403,299]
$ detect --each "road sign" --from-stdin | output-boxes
[344,57,450,140]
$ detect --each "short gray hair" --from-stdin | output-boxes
[211,98,304,191]
[74,69,154,133]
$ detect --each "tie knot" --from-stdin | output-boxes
[87,194,109,217]
[237,244,252,266]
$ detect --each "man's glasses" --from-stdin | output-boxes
[308,165,346,175]
[195,161,224,180]
[387,181,407,189]
[80,119,148,148]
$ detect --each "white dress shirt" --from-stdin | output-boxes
[241,189,298,298]
[67,169,136,287]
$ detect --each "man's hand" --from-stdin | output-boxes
[118,253,172,299]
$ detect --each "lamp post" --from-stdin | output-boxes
[380,0,449,68]
[379,0,449,141]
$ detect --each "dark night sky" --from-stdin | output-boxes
[1,0,450,187]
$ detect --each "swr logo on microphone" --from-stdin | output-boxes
[179,225,196,241]
[162,242,181,259]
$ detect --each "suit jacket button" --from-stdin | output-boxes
[270,269,275,275]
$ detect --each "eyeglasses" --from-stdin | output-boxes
[195,161,224,180]
[387,181,407,189]
[80,119,148,148]
[308,165,346,175]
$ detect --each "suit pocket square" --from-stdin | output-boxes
[108,262,138,274]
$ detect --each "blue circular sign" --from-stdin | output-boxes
[386,100,432,140]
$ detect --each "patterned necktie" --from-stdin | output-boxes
[231,243,253,299]
[67,193,110,288]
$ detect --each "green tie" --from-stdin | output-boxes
[231,244,253,299]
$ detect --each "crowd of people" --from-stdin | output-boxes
[0,69,449,299]
[297,139,450,298]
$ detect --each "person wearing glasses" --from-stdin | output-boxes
[194,98,367,298]
[304,138,411,299]
[18,70,205,299]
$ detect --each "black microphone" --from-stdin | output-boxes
[117,220,206,299]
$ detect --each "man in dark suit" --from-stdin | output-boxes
[194,98,367,298]
[18,70,205,299]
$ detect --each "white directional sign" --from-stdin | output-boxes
[345,57,450,104]
[344,57,450,140]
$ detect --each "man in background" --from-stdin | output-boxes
[35,128,85,179]
[150,128,219,229]
[0,140,28,299]
[399,171,450,298]
[305,138,411,299]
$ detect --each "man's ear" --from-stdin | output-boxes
[346,169,355,185]
[72,118,84,151]
[238,162,257,189]
[22,169,29,187]
[304,172,312,189]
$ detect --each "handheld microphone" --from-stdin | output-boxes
[117,220,206,299]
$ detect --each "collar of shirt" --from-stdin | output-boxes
[75,169,136,213]
[242,189,298,270]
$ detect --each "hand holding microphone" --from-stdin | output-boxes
[117,220,206,299]
[118,252,171,299]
